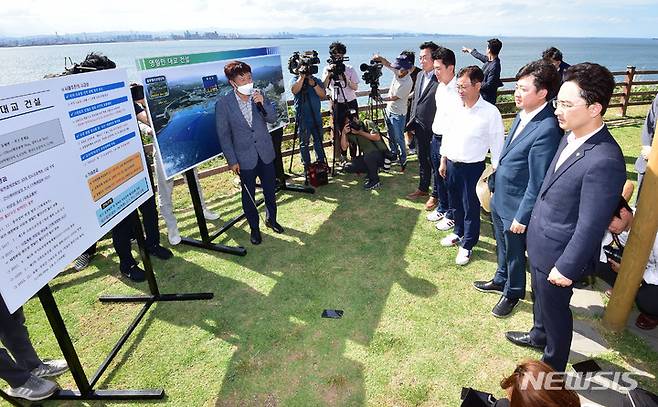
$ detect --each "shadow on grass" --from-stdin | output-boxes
[140,171,439,405]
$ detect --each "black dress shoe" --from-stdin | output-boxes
[473,279,504,294]
[492,296,519,318]
[265,219,284,234]
[505,331,544,350]
[148,245,173,260]
[250,229,262,245]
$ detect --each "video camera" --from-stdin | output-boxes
[288,50,320,76]
[360,59,383,90]
[326,54,349,80]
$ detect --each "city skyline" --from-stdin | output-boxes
[1,0,656,39]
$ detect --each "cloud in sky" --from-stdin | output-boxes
[0,0,656,37]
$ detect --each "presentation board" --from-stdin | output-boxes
[0,69,152,313]
[136,47,289,180]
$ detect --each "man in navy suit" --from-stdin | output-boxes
[406,41,439,203]
[473,60,562,318]
[505,63,626,372]
[215,60,284,245]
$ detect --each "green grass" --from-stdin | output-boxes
[6,104,658,406]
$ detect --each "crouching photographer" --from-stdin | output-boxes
[289,51,327,170]
[596,196,658,331]
[340,110,392,190]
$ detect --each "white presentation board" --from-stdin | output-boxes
[0,69,153,313]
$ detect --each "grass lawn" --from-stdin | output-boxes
[9,105,658,406]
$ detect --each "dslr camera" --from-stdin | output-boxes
[603,245,623,264]
[288,50,320,76]
[360,59,383,89]
[346,108,362,131]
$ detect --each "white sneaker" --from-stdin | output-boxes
[167,225,182,246]
[436,217,455,231]
[456,247,472,265]
[203,209,220,221]
[426,211,446,222]
[440,233,461,247]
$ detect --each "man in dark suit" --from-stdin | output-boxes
[462,38,503,105]
[215,60,284,245]
[505,63,626,372]
[542,47,571,83]
[473,60,562,318]
[406,41,439,203]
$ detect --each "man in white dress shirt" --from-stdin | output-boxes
[438,65,504,265]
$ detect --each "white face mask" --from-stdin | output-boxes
[235,82,254,96]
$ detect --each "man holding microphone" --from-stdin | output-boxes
[215,61,284,245]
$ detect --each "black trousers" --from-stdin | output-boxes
[240,157,277,232]
[332,99,358,158]
[414,125,432,192]
[0,297,42,388]
[344,151,384,183]
[528,265,574,372]
[112,194,160,272]
[596,262,658,317]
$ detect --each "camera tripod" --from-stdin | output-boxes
[288,77,324,185]
[328,73,353,176]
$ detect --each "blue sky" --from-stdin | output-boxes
[1,0,656,38]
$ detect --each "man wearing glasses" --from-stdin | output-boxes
[473,60,562,318]
[505,63,626,371]
[438,66,504,265]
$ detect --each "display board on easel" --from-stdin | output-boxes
[0,69,152,313]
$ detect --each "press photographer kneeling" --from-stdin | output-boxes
[341,110,391,190]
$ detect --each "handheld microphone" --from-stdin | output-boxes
[253,89,267,117]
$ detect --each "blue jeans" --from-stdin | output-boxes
[385,112,406,164]
[299,124,326,166]
[430,135,451,216]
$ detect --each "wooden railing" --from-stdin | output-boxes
[146,66,657,185]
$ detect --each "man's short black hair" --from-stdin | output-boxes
[329,41,347,55]
[516,60,561,100]
[457,65,484,84]
[612,196,633,219]
[542,47,563,62]
[419,41,439,52]
[487,38,503,55]
[431,46,456,67]
[563,62,616,115]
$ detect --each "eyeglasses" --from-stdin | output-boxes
[456,83,472,91]
[552,99,587,110]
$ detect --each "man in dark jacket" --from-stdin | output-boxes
[542,47,571,83]
[505,63,626,371]
[473,60,563,318]
[462,38,503,105]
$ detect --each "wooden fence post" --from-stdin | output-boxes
[621,65,636,116]
[603,123,658,331]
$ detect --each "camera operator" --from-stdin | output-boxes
[341,111,389,190]
[289,52,327,169]
[322,41,360,162]
[596,196,658,331]
[372,53,414,171]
